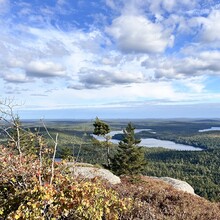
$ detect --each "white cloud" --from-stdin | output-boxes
[105,0,117,10]
[180,77,205,93]
[106,15,174,53]
[163,0,176,12]
[0,21,108,83]
[142,49,220,81]
[69,68,145,89]
[35,81,184,110]
[3,72,32,83]
[147,0,197,15]
[26,61,66,78]
[178,51,220,76]
[154,67,183,80]
[48,78,217,111]
[1,0,220,117]
[199,50,220,61]
[199,10,220,42]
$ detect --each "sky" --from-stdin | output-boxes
[1,0,220,119]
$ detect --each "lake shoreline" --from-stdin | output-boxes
[92,129,203,151]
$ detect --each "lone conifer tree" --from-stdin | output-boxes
[93,117,111,167]
[110,122,146,175]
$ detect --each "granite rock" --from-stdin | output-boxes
[158,177,195,194]
[67,163,121,185]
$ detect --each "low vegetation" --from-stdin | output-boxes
[0,100,220,219]
[114,176,220,220]
[0,145,131,219]
[1,143,219,219]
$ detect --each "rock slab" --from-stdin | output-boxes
[68,164,121,185]
[159,177,195,194]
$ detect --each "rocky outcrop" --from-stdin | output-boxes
[158,177,195,195]
[67,163,121,185]
[66,162,194,193]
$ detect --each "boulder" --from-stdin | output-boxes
[67,163,121,185]
[158,177,195,194]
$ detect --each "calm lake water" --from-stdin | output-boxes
[92,129,203,151]
[199,127,220,132]
[139,138,202,151]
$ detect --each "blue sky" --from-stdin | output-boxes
[1,0,220,119]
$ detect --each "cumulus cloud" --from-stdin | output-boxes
[69,68,145,89]
[0,19,108,84]
[179,53,220,76]
[142,50,220,81]
[199,10,220,42]
[106,15,174,53]
[3,72,32,83]
[1,0,220,114]
[26,61,66,78]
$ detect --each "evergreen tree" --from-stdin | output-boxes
[93,117,110,136]
[93,117,111,167]
[110,122,146,175]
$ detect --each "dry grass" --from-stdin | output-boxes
[112,176,220,220]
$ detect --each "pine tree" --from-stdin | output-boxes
[110,122,146,175]
[93,117,111,167]
[93,117,110,136]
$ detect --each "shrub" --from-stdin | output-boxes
[0,145,131,219]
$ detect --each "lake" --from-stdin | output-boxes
[139,138,202,151]
[92,129,203,151]
[199,127,220,132]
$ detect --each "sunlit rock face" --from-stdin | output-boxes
[67,163,121,185]
[158,177,195,195]
[67,162,195,194]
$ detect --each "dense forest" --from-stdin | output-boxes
[1,119,220,202]
[1,115,220,219]
[57,144,220,201]
[16,119,219,202]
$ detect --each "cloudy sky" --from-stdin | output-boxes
[1,0,220,119]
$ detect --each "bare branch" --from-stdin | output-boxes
[50,133,58,185]
[38,136,43,186]
[0,99,23,161]
[40,119,59,185]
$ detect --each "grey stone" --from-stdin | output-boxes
[158,177,195,194]
[67,163,121,185]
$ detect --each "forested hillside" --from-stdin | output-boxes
[1,119,220,202]
[10,119,219,202]
[1,116,220,219]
